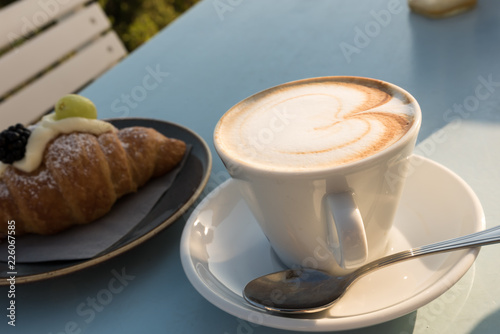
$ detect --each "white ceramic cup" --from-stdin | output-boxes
[214,77,421,275]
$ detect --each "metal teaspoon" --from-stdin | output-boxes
[243,224,500,314]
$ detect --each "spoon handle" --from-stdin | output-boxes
[355,224,497,277]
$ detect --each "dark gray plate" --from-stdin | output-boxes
[0,118,211,284]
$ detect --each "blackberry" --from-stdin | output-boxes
[0,123,31,164]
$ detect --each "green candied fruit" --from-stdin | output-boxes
[54,94,97,120]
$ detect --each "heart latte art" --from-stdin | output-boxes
[215,77,416,171]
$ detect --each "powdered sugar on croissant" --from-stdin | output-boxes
[0,127,186,235]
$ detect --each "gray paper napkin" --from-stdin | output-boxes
[0,146,191,263]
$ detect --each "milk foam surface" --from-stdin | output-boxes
[215,78,416,171]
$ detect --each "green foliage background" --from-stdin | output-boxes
[0,0,199,51]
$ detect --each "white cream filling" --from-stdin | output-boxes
[0,113,115,176]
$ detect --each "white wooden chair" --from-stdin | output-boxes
[0,0,127,128]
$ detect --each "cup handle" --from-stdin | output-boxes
[325,192,368,269]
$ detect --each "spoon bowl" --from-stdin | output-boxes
[244,268,349,313]
[244,224,500,314]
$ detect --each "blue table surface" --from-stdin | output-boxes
[3,0,500,333]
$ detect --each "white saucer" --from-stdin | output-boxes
[180,155,484,332]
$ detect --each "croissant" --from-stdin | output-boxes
[0,127,186,235]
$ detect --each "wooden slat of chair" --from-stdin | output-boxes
[0,1,127,128]
[0,31,127,128]
[0,2,111,98]
[0,0,89,50]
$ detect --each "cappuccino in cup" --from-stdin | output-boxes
[215,77,415,172]
[214,77,421,274]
